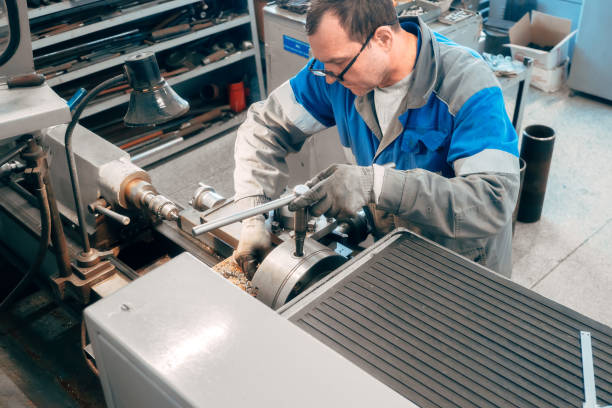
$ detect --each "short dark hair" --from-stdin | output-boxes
[306,0,399,43]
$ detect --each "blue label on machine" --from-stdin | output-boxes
[283,35,310,59]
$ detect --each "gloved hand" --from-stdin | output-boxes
[289,164,374,220]
[233,214,271,279]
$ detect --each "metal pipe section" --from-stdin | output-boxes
[190,183,225,211]
[191,185,309,237]
[517,125,556,223]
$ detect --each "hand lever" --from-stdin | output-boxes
[191,185,309,237]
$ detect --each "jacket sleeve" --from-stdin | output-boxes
[376,86,520,239]
[377,169,519,238]
[234,63,335,204]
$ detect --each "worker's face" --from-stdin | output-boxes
[308,13,389,96]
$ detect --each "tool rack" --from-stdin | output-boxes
[4,0,265,167]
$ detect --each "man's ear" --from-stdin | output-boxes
[374,26,394,52]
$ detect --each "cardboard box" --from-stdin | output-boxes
[530,57,568,93]
[506,11,576,70]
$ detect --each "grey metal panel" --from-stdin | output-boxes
[43,124,128,232]
[0,85,70,141]
[84,252,415,408]
[287,229,612,408]
[568,0,612,101]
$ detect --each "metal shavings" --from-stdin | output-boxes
[212,257,258,296]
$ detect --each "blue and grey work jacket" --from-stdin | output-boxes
[234,17,520,277]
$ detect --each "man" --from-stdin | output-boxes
[233,0,520,278]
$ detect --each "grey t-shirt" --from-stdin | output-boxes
[374,73,412,136]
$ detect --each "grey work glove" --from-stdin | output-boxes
[233,214,271,280]
[289,164,374,220]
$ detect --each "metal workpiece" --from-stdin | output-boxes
[252,238,346,309]
[189,182,225,211]
[125,179,179,221]
[517,124,556,223]
[192,184,309,236]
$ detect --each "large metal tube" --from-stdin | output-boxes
[517,125,556,223]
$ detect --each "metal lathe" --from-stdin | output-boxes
[0,1,610,407]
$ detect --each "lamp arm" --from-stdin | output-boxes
[65,74,126,255]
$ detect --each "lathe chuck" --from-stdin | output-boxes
[252,239,345,309]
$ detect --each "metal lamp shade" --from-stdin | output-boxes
[123,52,189,127]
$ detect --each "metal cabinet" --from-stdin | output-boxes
[568,0,612,101]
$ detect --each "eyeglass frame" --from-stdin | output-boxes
[308,21,398,82]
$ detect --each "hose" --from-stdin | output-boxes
[65,74,125,254]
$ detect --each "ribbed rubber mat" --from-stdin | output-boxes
[289,232,612,408]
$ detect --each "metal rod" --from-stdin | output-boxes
[93,204,130,226]
[580,331,597,408]
[65,74,125,255]
[130,137,183,162]
[0,141,28,167]
[293,208,307,257]
[192,194,297,236]
[192,185,310,237]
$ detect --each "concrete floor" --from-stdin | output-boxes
[149,85,612,328]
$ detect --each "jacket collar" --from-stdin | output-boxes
[353,17,440,160]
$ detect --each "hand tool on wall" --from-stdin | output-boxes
[7,73,46,88]
[150,23,191,41]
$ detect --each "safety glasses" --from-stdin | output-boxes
[308,22,397,82]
